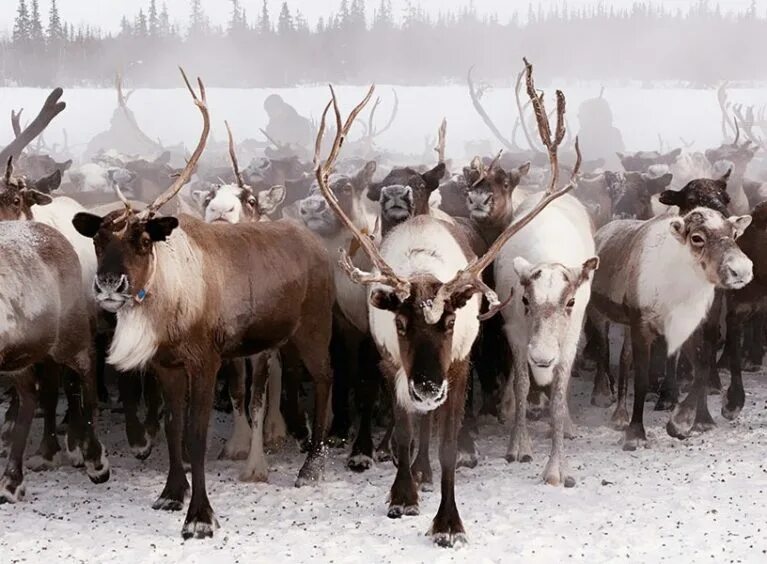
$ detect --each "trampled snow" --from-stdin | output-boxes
[1,370,766,563]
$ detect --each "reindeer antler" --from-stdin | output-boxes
[11,109,23,139]
[225,120,245,188]
[717,82,739,144]
[314,84,411,301]
[515,64,543,153]
[4,156,14,185]
[434,118,447,164]
[422,58,581,324]
[0,88,66,165]
[468,66,515,151]
[471,149,503,188]
[136,68,210,219]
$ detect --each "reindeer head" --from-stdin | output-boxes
[513,257,599,384]
[0,158,56,221]
[379,184,414,236]
[705,143,758,181]
[617,148,681,172]
[669,207,752,290]
[610,168,673,220]
[367,163,445,216]
[659,170,731,216]
[299,161,376,237]
[464,156,529,223]
[73,68,209,313]
[194,184,285,224]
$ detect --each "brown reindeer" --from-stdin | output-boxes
[72,70,335,539]
[0,221,110,503]
[315,61,576,546]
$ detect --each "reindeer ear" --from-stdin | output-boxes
[192,190,210,207]
[145,217,179,242]
[512,257,533,283]
[355,161,377,187]
[575,256,600,287]
[718,167,732,184]
[728,215,752,239]
[21,189,53,207]
[616,152,626,162]
[422,162,446,191]
[669,217,686,243]
[367,182,383,202]
[31,169,62,194]
[665,148,682,163]
[257,185,286,216]
[72,212,103,238]
[659,189,682,207]
[370,288,401,312]
[517,161,531,177]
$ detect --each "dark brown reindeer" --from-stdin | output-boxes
[315,69,575,546]
[0,221,110,504]
[73,70,335,539]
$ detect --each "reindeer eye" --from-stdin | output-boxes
[567,298,576,308]
[247,197,257,207]
[522,296,529,307]
[12,197,20,206]
[445,317,456,332]
[395,317,407,336]
[691,234,705,245]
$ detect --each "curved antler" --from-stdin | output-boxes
[515,65,543,153]
[11,108,23,139]
[434,118,447,164]
[4,156,14,185]
[0,88,66,165]
[138,67,210,219]
[313,84,411,301]
[467,66,515,151]
[423,59,581,324]
[225,120,245,188]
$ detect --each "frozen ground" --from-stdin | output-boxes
[1,82,767,162]
[1,369,766,563]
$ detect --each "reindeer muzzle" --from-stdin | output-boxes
[93,274,132,313]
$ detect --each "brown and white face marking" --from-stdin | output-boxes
[72,210,178,313]
[371,273,476,411]
[379,184,414,235]
[194,184,285,224]
[513,257,599,381]
[299,161,376,237]
[659,172,731,216]
[366,163,445,216]
[464,161,530,223]
[669,207,753,290]
[0,167,55,221]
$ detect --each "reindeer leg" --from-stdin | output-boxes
[722,308,746,420]
[0,370,35,503]
[543,363,575,487]
[388,401,418,518]
[120,370,150,460]
[282,350,310,449]
[1,388,19,457]
[705,293,723,392]
[152,366,189,512]
[591,319,615,408]
[429,360,468,548]
[182,356,221,540]
[143,370,162,442]
[623,321,651,451]
[328,324,352,448]
[27,362,62,471]
[655,348,679,411]
[241,354,270,482]
[411,413,433,491]
[610,336,631,429]
[263,351,287,450]
[506,345,533,463]
[219,358,251,461]
[668,326,712,438]
[348,337,379,472]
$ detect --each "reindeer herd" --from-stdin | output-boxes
[1,61,766,548]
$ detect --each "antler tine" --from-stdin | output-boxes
[468,66,515,151]
[11,108,23,138]
[224,120,245,188]
[422,60,579,325]
[733,114,741,146]
[4,156,14,185]
[111,179,133,217]
[553,90,566,147]
[314,84,410,300]
[367,96,381,137]
[372,89,398,138]
[472,149,503,188]
[434,118,447,164]
[139,67,210,219]
[514,66,541,153]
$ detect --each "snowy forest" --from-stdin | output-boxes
[0,0,766,88]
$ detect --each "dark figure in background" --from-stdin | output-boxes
[263,94,314,157]
[578,92,625,171]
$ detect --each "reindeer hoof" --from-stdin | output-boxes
[721,403,742,421]
[153,497,185,511]
[456,450,478,469]
[667,407,694,440]
[239,467,268,483]
[347,454,373,473]
[590,392,615,408]
[0,477,25,504]
[181,509,219,540]
[26,451,63,472]
[132,433,154,461]
[387,504,419,518]
[432,532,468,548]
[64,437,84,468]
[692,420,716,433]
[85,448,111,484]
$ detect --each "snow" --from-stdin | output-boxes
[2,82,767,162]
[1,369,766,563]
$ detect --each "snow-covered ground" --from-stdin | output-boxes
[1,82,766,162]
[1,369,766,563]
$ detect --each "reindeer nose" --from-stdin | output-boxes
[300,198,325,215]
[528,353,555,369]
[94,274,129,294]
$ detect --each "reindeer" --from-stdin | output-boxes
[72,70,335,539]
[0,221,110,503]
[194,121,287,470]
[589,205,752,449]
[491,59,594,488]
[315,63,575,546]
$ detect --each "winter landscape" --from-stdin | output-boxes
[1,1,767,563]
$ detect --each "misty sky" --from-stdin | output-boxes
[0,0,758,34]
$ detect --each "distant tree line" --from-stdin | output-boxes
[0,0,765,88]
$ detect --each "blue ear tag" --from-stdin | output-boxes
[136,289,147,302]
